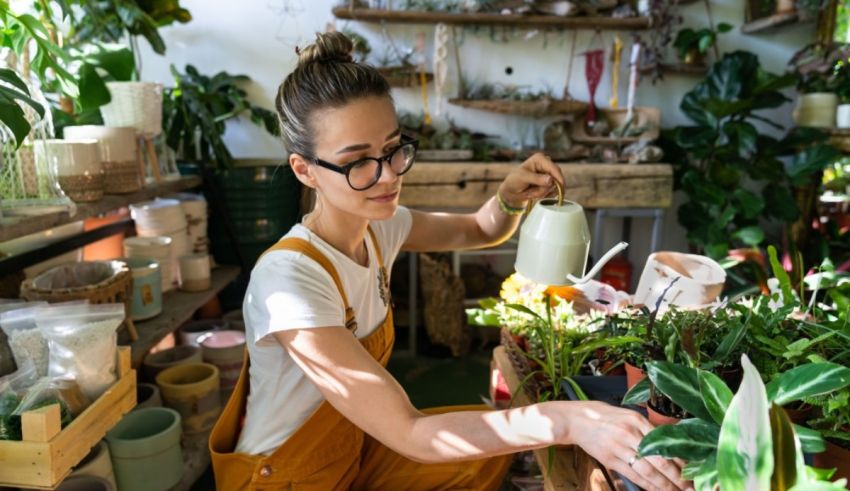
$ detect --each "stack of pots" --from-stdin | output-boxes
[124,236,173,293]
[142,345,203,382]
[167,193,210,254]
[201,330,246,393]
[106,407,183,491]
[135,383,163,411]
[178,318,229,346]
[63,126,141,194]
[156,363,222,434]
[35,139,103,202]
[130,199,191,288]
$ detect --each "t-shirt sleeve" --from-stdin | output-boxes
[244,251,345,345]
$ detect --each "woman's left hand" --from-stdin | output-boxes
[498,153,566,208]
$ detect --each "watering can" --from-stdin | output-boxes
[514,181,628,286]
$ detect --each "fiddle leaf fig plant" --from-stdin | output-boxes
[632,355,850,490]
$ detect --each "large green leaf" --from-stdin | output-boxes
[794,424,826,454]
[79,43,135,81]
[622,377,650,406]
[723,121,758,154]
[646,361,714,422]
[765,363,850,406]
[733,188,764,219]
[638,418,720,461]
[732,226,765,247]
[0,92,30,147]
[76,62,110,111]
[698,370,734,425]
[717,355,773,491]
[770,404,799,490]
[767,245,795,307]
[788,144,841,186]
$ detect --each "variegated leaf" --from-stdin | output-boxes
[699,369,733,425]
[765,363,850,406]
[638,418,719,461]
[647,361,713,422]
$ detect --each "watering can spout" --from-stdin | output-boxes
[566,241,629,285]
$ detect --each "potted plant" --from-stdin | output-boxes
[635,354,850,490]
[672,23,732,66]
[790,43,850,128]
[834,57,850,128]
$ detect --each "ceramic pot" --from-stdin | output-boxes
[156,363,221,434]
[35,139,104,202]
[63,126,140,193]
[100,82,164,137]
[222,310,245,331]
[633,252,726,313]
[813,440,850,483]
[119,257,162,321]
[179,253,211,292]
[142,345,202,382]
[70,441,117,490]
[647,404,682,426]
[837,104,850,129]
[106,407,183,491]
[783,403,815,425]
[794,92,839,128]
[201,330,246,390]
[135,383,163,411]
[56,475,114,491]
[624,362,646,390]
[179,319,229,347]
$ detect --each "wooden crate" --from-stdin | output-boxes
[0,346,137,489]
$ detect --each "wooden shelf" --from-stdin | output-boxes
[332,6,651,30]
[0,176,202,243]
[170,430,212,491]
[741,11,811,34]
[130,265,241,367]
[448,98,587,117]
[640,62,709,77]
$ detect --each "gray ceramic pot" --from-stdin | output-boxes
[106,407,183,491]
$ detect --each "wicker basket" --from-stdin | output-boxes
[20,260,138,341]
[100,82,163,137]
[449,97,587,117]
[417,253,470,357]
[377,65,433,88]
[570,106,661,145]
[500,327,549,401]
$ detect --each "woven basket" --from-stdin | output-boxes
[20,260,138,340]
[377,65,433,88]
[449,97,587,117]
[100,82,163,137]
[418,253,470,357]
[500,327,549,401]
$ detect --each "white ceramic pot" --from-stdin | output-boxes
[100,82,164,137]
[794,92,839,128]
[35,139,104,202]
[179,253,211,292]
[633,252,726,313]
[837,104,850,129]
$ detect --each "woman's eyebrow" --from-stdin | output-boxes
[335,128,401,154]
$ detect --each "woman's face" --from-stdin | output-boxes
[305,95,403,221]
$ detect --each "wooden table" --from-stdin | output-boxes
[493,346,628,491]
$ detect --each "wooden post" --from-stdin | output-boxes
[145,137,163,183]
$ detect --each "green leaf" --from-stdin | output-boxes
[765,363,850,406]
[770,404,799,490]
[789,144,841,186]
[795,424,826,454]
[763,186,800,222]
[732,226,765,247]
[699,370,734,425]
[622,377,651,406]
[717,355,773,491]
[768,245,795,306]
[0,93,30,147]
[646,361,714,422]
[79,43,135,81]
[76,62,110,111]
[717,22,734,33]
[0,67,29,93]
[638,419,720,461]
[465,308,500,327]
[504,304,544,323]
[733,189,764,219]
[723,121,758,154]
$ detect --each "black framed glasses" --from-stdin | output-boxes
[312,134,418,191]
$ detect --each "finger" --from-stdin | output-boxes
[630,456,681,491]
[520,167,553,188]
[527,152,565,188]
[645,455,690,490]
[608,457,658,491]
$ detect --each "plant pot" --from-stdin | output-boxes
[647,404,682,427]
[142,345,202,382]
[600,359,626,376]
[135,383,162,411]
[99,82,164,138]
[178,319,229,346]
[156,363,221,434]
[837,104,850,129]
[106,407,183,491]
[813,440,850,483]
[562,375,628,406]
[70,441,117,490]
[783,403,815,425]
[56,475,115,491]
[794,92,839,128]
[119,257,163,321]
[682,48,705,66]
[201,330,245,391]
[222,309,245,331]
[625,362,646,390]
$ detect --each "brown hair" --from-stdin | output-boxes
[275,31,392,158]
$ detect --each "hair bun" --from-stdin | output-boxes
[297,31,354,66]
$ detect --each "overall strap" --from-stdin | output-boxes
[262,237,358,332]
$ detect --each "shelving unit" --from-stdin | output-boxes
[129,265,241,367]
[332,6,651,30]
[741,11,813,34]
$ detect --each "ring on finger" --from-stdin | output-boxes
[628,455,638,467]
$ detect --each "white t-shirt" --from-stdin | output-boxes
[235,207,413,456]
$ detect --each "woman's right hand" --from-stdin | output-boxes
[561,401,693,491]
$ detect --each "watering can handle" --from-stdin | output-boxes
[524,178,565,214]
[566,241,629,285]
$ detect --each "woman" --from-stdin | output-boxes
[210,31,690,491]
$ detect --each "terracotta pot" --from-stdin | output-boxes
[647,404,682,427]
[625,362,646,390]
[600,360,626,376]
[813,440,850,483]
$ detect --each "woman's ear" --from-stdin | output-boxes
[290,154,316,189]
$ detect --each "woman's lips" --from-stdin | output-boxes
[368,191,399,203]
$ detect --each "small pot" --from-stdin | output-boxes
[142,345,202,382]
[783,403,815,425]
[106,407,183,491]
[794,92,839,128]
[201,330,245,391]
[134,383,163,411]
[156,363,221,434]
[625,362,646,390]
[647,404,682,427]
[600,359,626,376]
[70,441,117,490]
[56,475,114,491]
[813,440,850,483]
[837,104,850,129]
[179,319,229,347]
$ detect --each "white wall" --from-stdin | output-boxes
[138,0,816,281]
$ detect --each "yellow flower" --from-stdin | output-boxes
[500,273,534,304]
